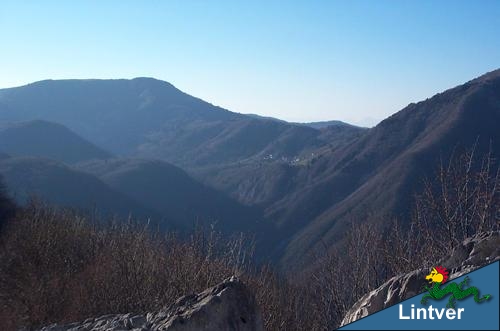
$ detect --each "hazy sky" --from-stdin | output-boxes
[1,1,499,126]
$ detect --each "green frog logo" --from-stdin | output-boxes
[420,266,491,308]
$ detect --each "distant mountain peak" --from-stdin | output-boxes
[245,113,360,129]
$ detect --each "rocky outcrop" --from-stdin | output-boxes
[341,231,500,326]
[41,276,264,331]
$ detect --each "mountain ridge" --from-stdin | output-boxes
[0,78,360,169]
[0,70,498,270]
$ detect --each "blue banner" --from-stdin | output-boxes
[340,261,499,330]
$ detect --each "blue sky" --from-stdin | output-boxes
[1,1,499,126]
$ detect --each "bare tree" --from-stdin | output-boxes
[412,146,499,260]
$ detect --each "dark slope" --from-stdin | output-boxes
[194,161,300,207]
[0,174,15,230]
[0,156,159,221]
[76,158,270,236]
[0,78,348,167]
[192,124,367,207]
[277,69,500,268]
[0,120,112,163]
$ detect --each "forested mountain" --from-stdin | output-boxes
[0,78,363,168]
[277,68,500,267]
[0,70,499,269]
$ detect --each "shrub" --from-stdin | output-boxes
[0,203,322,330]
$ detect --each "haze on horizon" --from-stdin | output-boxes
[1,1,499,127]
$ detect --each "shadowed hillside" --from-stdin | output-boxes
[0,175,15,230]
[0,120,112,163]
[277,69,500,268]
[76,158,271,237]
[0,156,159,221]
